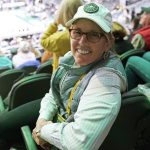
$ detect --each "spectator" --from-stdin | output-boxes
[12,41,37,68]
[112,21,134,55]
[40,0,83,70]
[131,16,141,31]
[131,7,150,51]
[41,51,53,64]
[0,49,13,69]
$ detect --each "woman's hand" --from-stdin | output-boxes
[32,118,53,150]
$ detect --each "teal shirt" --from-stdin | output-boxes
[0,56,13,69]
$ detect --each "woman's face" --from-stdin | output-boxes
[140,13,150,26]
[70,19,109,66]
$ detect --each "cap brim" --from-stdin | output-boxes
[66,17,111,33]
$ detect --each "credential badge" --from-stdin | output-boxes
[84,3,99,13]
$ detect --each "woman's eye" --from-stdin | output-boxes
[75,30,81,35]
[90,32,99,37]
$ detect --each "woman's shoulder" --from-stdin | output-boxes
[97,52,127,80]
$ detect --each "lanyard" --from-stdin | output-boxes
[66,74,85,115]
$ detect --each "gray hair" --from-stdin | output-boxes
[18,41,32,53]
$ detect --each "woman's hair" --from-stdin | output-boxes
[57,0,83,26]
[112,21,127,41]
[105,32,115,51]
[131,17,140,31]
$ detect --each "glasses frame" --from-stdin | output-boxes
[69,28,105,43]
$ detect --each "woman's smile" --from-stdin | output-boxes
[76,48,91,55]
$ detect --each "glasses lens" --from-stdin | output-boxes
[87,32,101,43]
[70,29,81,40]
[69,29,103,43]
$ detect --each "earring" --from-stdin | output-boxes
[103,51,110,60]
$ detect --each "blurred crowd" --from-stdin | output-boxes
[0,0,150,70]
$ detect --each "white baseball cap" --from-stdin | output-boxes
[66,3,112,33]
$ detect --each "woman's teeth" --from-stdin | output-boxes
[77,49,90,54]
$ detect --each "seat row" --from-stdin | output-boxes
[0,60,53,100]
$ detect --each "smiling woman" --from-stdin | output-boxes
[32,2,127,150]
[0,2,127,150]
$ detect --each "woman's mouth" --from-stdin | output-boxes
[77,49,90,55]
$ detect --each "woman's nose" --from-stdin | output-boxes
[78,34,88,44]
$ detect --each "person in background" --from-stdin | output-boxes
[127,16,141,41]
[41,50,53,64]
[12,41,37,68]
[0,49,13,69]
[125,51,150,90]
[28,39,42,59]
[40,0,83,70]
[131,16,141,32]
[131,7,150,51]
[112,21,134,55]
[32,2,127,150]
[111,5,131,33]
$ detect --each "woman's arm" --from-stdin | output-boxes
[38,88,58,121]
[32,88,58,149]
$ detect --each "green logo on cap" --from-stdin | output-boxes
[84,3,99,13]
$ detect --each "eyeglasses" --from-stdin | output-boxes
[69,29,104,43]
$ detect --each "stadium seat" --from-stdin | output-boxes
[0,66,10,74]
[99,89,150,150]
[120,49,145,67]
[36,60,53,74]
[0,69,26,100]
[3,73,51,111]
[21,65,38,75]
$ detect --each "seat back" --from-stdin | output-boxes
[17,60,41,74]
[5,73,51,110]
[21,65,38,75]
[120,49,145,67]
[99,90,150,150]
[36,60,53,74]
[0,69,26,99]
[0,66,10,74]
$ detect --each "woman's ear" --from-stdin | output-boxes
[104,40,111,51]
[106,35,115,51]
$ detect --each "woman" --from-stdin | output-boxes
[40,0,83,70]
[12,41,37,68]
[32,3,127,150]
[131,7,150,51]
